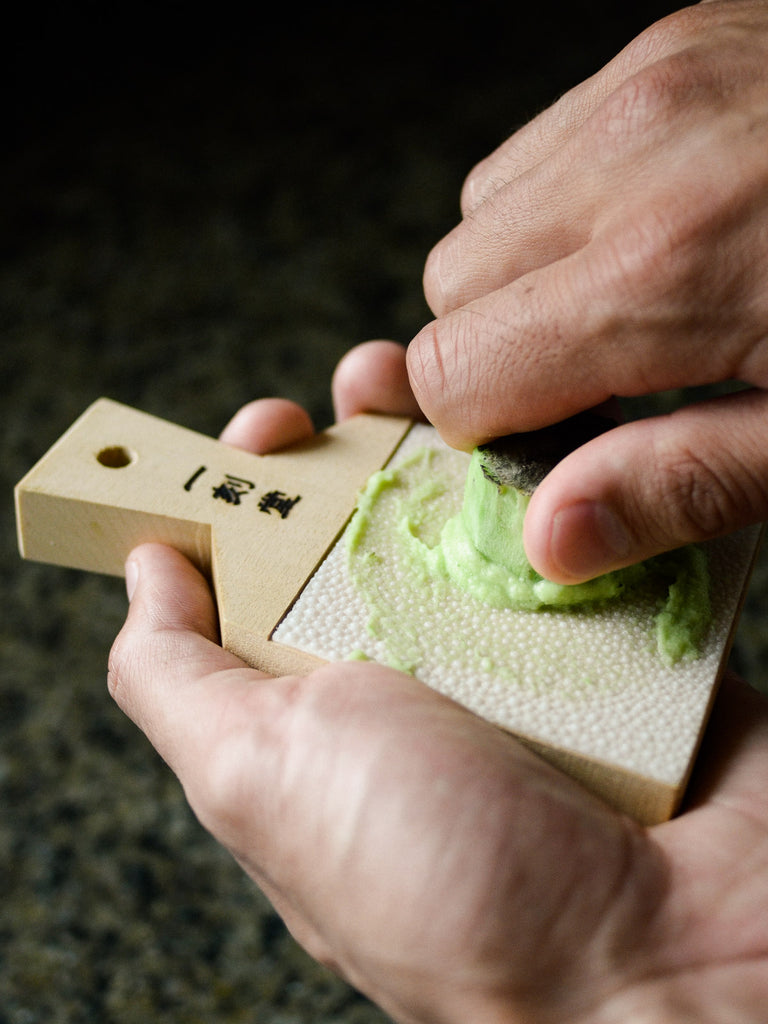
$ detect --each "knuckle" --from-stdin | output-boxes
[653,441,753,543]
[423,234,467,317]
[592,47,718,147]
[422,242,447,315]
[409,306,528,446]
[459,162,485,216]
[619,5,704,69]
[599,203,689,301]
[594,191,718,321]
[594,73,661,142]
[423,212,504,317]
[407,319,451,415]
[408,313,486,442]
[666,458,733,541]
[459,154,499,216]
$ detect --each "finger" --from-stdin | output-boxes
[424,139,597,316]
[458,2,726,215]
[108,543,267,779]
[219,398,315,454]
[523,388,768,583]
[409,247,626,449]
[408,166,768,454]
[458,70,608,219]
[332,340,424,421]
[425,68,648,317]
[426,26,753,317]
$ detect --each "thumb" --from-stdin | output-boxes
[108,543,258,776]
[524,389,768,583]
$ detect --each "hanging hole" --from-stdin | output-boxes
[96,445,136,468]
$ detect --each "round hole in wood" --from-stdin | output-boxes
[96,445,136,468]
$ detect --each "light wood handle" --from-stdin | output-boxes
[15,398,413,674]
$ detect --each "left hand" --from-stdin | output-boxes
[107,341,768,1024]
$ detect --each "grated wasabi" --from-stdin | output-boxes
[347,446,711,668]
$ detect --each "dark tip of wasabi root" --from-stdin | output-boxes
[478,411,616,495]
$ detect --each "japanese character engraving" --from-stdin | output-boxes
[183,466,207,492]
[258,490,302,519]
[212,474,256,506]
[183,466,299,519]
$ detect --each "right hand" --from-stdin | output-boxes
[406,0,768,584]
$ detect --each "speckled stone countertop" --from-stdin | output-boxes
[3,3,766,1022]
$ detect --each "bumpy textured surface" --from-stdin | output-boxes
[275,427,759,788]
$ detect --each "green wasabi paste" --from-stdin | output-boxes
[347,445,711,667]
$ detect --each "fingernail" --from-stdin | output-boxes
[125,557,139,601]
[549,501,632,581]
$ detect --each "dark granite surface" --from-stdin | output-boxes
[3,3,767,1021]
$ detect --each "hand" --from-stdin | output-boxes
[108,341,768,1023]
[407,0,768,584]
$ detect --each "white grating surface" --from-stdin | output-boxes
[274,425,760,786]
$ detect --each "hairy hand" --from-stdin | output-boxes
[407,0,768,584]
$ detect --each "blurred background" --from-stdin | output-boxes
[3,2,766,1021]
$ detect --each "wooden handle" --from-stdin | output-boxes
[15,398,413,674]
